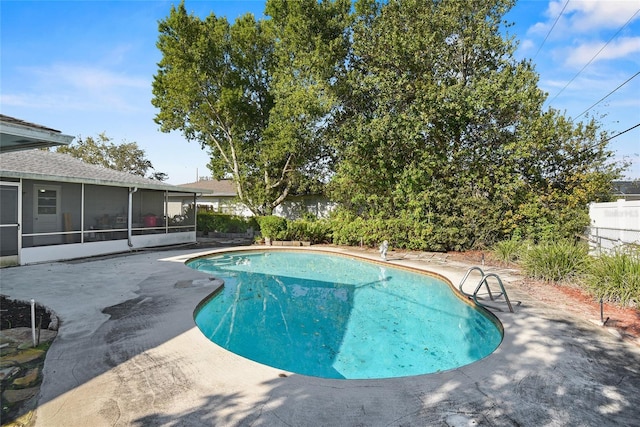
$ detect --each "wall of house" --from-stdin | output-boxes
[275,196,336,219]
[13,179,196,264]
[588,199,640,253]
[193,194,335,219]
[22,180,83,246]
[21,231,196,265]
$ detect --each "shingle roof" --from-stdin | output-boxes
[613,180,640,196]
[0,115,62,133]
[178,179,237,196]
[0,149,197,193]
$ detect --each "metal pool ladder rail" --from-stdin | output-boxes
[458,267,517,313]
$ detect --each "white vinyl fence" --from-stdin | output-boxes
[588,199,640,253]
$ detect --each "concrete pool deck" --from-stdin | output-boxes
[2,244,639,426]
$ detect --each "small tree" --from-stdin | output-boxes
[55,132,167,180]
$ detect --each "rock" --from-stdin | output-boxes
[1,327,57,350]
[0,365,20,381]
[2,387,39,404]
[49,314,59,331]
[13,368,39,387]
[1,348,44,365]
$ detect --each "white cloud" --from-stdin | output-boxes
[564,36,640,67]
[563,0,640,33]
[530,1,640,37]
[4,63,149,112]
[29,63,147,91]
[518,39,536,53]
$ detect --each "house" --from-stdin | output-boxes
[179,179,335,219]
[179,179,253,216]
[0,115,198,266]
[612,180,640,201]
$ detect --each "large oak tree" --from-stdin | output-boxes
[327,0,623,249]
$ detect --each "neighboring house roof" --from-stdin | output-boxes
[612,180,640,197]
[0,149,197,193]
[179,179,237,197]
[0,115,74,152]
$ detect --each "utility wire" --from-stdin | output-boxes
[533,0,570,61]
[548,8,640,104]
[603,123,640,143]
[573,70,640,121]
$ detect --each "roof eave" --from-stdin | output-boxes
[0,121,74,153]
[0,170,198,194]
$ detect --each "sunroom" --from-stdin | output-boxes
[1,149,198,266]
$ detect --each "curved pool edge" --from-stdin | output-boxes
[186,245,505,380]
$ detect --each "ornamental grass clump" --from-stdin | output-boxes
[586,248,640,307]
[492,239,525,264]
[521,240,590,283]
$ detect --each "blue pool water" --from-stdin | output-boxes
[189,250,502,379]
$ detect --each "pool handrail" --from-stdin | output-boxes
[459,267,517,313]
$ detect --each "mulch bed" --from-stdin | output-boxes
[0,295,53,331]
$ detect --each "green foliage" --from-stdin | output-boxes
[197,212,251,234]
[326,0,623,251]
[254,215,332,243]
[153,0,350,215]
[257,215,288,239]
[329,210,439,251]
[585,248,640,307]
[279,218,332,243]
[156,0,624,248]
[521,240,590,283]
[55,133,165,179]
[492,238,525,263]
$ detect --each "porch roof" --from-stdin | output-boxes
[178,179,237,196]
[0,149,199,194]
[0,115,74,152]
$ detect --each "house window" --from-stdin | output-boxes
[37,188,58,215]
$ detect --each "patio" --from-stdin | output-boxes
[1,244,639,426]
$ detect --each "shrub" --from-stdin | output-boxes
[492,239,524,263]
[196,211,217,234]
[328,213,431,250]
[279,218,332,243]
[257,215,288,240]
[585,248,640,307]
[521,240,590,282]
[197,212,251,234]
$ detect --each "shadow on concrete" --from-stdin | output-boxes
[129,301,640,426]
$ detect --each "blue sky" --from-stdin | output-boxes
[1,0,639,184]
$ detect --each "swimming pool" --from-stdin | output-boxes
[189,250,502,379]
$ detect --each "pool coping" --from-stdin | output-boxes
[188,247,504,379]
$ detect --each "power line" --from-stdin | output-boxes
[533,0,570,61]
[603,123,640,143]
[548,8,640,104]
[573,70,640,121]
